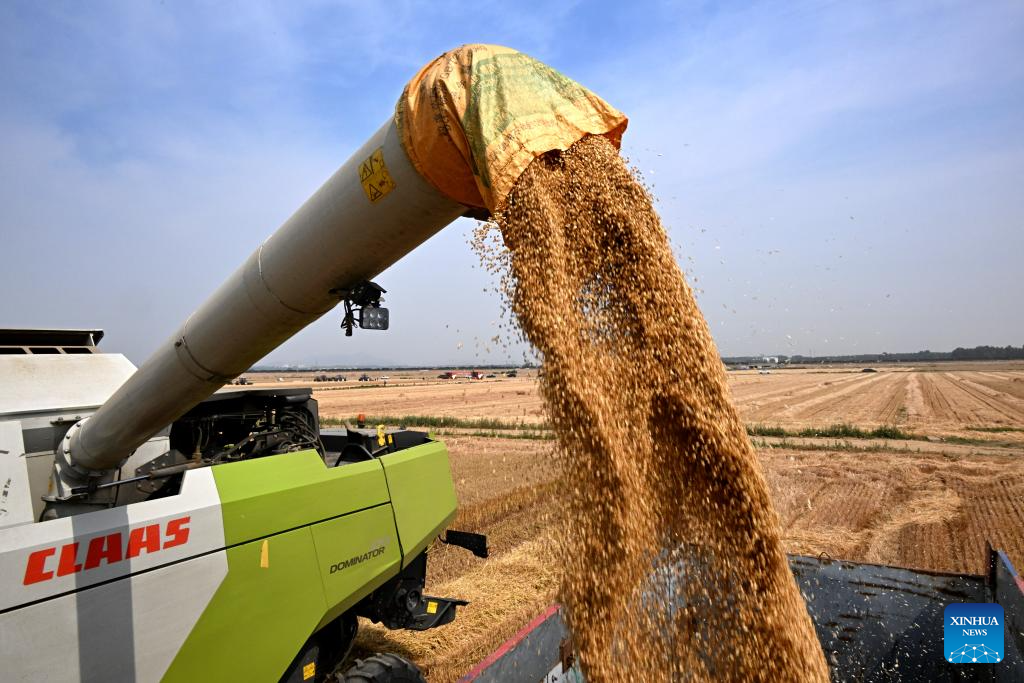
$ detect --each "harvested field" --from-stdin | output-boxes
[760,447,1024,574]
[259,361,1024,438]
[331,361,1024,680]
[316,377,547,425]
[729,364,1024,435]
[353,433,1024,681]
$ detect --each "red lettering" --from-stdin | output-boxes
[23,548,55,585]
[126,524,162,559]
[57,543,82,576]
[84,532,123,570]
[163,516,190,549]
[23,519,192,585]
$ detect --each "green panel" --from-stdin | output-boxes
[165,443,457,681]
[212,450,390,546]
[378,440,458,563]
[162,527,327,682]
[310,504,402,628]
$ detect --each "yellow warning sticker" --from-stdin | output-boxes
[260,539,269,569]
[359,148,396,203]
[302,662,316,680]
[377,424,386,447]
[426,601,438,614]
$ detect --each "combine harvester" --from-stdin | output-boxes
[0,44,625,682]
[2,44,1021,682]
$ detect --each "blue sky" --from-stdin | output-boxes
[1,1,1021,366]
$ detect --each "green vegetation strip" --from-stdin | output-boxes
[749,438,915,454]
[320,415,551,431]
[447,430,555,441]
[745,423,914,440]
[747,424,1016,447]
[321,416,1018,447]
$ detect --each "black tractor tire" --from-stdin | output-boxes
[339,653,426,683]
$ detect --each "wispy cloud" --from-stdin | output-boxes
[1,1,1021,363]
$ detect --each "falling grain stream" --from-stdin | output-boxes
[488,136,828,681]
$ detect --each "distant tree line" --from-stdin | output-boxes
[746,345,1024,364]
[950,345,1024,360]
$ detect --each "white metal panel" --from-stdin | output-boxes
[0,549,228,682]
[0,421,34,529]
[0,468,225,611]
[0,354,137,417]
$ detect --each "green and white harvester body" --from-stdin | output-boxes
[0,108,480,681]
[0,43,632,681]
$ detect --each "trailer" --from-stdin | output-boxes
[461,548,1024,682]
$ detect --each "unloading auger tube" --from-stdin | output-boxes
[49,119,466,501]
[48,43,628,504]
